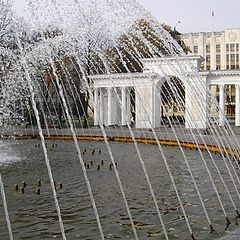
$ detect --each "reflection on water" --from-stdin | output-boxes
[0,140,238,239]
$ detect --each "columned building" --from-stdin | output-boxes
[182,29,240,71]
[90,56,240,129]
[182,29,240,120]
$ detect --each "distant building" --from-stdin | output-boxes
[182,29,240,71]
[182,29,240,119]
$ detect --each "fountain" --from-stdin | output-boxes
[0,0,240,239]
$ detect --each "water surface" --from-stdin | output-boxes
[0,140,239,239]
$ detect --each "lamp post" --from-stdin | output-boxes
[174,21,181,31]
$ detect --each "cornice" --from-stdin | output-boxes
[141,55,204,64]
[200,70,240,77]
[89,72,158,80]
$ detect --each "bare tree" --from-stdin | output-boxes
[0,0,12,40]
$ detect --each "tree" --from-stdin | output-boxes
[104,19,191,74]
[0,0,12,40]
[161,23,190,54]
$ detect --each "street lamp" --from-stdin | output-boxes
[174,21,181,31]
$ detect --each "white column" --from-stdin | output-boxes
[121,87,126,125]
[235,85,240,126]
[107,87,112,126]
[126,89,131,124]
[93,88,99,126]
[99,88,104,126]
[219,84,225,126]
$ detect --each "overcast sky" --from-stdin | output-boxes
[138,0,240,33]
[12,0,240,33]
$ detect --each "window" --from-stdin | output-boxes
[216,54,221,70]
[230,54,235,69]
[226,44,229,52]
[230,44,235,52]
[206,66,211,70]
[193,45,198,54]
[226,54,229,63]
[206,55,210,62]
[236,54,239,69]
[226,65,230,69]
[216,44,221,53]
[206,45,210,53]
[237,43,239,51]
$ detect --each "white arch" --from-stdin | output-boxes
[90,55,240,129]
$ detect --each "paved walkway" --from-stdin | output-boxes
[0,125,238,149]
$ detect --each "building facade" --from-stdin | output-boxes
[182,29,240,71]
[182,29,240,119]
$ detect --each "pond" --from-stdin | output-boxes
[0,140,238,239]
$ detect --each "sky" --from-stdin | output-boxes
[138,0,240,33]
[12,0,240,33]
